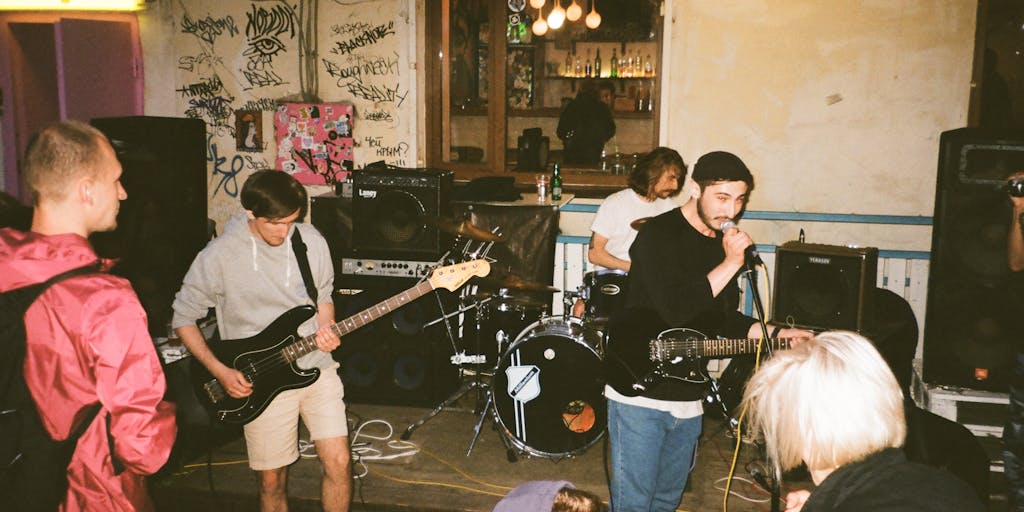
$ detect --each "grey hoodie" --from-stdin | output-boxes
[172,213,335,370]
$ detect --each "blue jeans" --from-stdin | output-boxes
[608,399,702,512]
[1005,352,1024,511]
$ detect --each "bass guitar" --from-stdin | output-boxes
[192,259,490,425]
[605,308,795,397]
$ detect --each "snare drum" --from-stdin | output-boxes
[492,316,606,458]
[583,269,629,325]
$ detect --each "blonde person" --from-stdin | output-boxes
[741,331,984,512]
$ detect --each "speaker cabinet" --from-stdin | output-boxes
[772,242,878,332]
[333,284,459,406]
[310,193,351,281]
[922,128,1024,392]
[351,168,453,260]
[89,116,208,336]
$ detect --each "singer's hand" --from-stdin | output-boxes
[721,226,753,268]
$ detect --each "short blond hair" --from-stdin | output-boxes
[741,330,906,479]
[22,120,108,204]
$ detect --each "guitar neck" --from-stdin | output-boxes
[698,337,793,357]
[652,337,794,362]
[281,280,435,363]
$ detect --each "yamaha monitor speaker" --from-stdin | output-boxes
[351,168,453,261]
[333,284,459,406]
[89,116,208,337]
[922,128,1024,392]
[772,242,878,332]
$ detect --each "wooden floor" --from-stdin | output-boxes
[151,396,1010,512]
[152,396,801,512]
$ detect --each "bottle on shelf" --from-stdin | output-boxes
[584,48,593,78]
[564,51,573,77]
[609,47,618,78]
[624,49,633,78]
[574,53,582,78]
[551,162,563,201]
[644,53,653,76]
[594,48,602,78]
[636,86,646,111]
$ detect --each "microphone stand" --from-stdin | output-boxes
[740,261,780,512]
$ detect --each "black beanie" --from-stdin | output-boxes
[691,151,753,184]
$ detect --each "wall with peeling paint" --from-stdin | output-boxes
[655,1,976,250]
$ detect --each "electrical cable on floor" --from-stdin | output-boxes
[722,274,769,512]
[713,476,771,504]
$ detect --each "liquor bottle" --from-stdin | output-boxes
[574,54,582,77]
[584,49,593,78]
[609,47,618,78]
[624,49,633,77]
[551,162,563,201]
[645,53,653,76]
[594,48,602,78]
[564,51,573,77]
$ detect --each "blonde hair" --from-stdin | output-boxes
[741,330,906,480]
[22,120,108,204]
[551,487,606,512]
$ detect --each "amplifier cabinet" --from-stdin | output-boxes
[771,242,878,332]
[351,168,453,260]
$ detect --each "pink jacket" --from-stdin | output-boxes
[0,228,176,512]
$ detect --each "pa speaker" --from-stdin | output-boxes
[333,284,459,406]
[772,241,878,332]
[89,116,208,336]
[351,168,453,260]
[922,128,1024,392]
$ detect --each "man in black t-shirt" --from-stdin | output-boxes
[606,151,810,512]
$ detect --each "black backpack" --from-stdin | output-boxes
[0,263,102,512]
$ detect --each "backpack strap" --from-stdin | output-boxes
[290,229,318,305]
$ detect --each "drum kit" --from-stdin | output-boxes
[401,215,628,460]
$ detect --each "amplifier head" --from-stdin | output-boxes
[351,168,453,260]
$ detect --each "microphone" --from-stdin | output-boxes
[720,220,763,271]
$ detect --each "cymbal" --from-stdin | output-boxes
[630,216,653,231]
[423,216,503,242]
[472,273,560,293]
[465,291,546,309]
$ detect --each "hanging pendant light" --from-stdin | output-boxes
[566,0,582,22]
[529,0,545,9]
[585,0,602,29]
[547,0,566,30]
[532,7,549,36]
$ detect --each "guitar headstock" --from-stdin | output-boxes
[428,259,491,291]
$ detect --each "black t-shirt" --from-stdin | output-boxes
[624,208,756,401]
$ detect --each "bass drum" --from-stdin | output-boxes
[492,316,606,458]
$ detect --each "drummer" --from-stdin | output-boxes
[573,147,685,316]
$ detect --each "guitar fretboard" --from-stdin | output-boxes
[650,337,794,361]
[280,280,435,363]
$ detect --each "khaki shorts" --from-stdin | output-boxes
[243,365,348,470]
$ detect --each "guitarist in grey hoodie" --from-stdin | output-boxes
[172,170,351,512]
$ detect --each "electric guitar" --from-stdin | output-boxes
[605,308,795,397]
[192,259,490,425]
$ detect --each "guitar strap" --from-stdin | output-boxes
[290,228,318,305]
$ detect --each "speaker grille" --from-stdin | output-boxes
[351,169,453,260]
[771,242,878,332]
[922,128,1024,392]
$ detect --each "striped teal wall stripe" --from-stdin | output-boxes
[560,203,933,226]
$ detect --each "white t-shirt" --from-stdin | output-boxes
[589,188,679,268]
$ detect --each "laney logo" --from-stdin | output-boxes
[808,256,831,265]
[358,189,377,198]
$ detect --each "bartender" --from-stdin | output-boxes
[557,80,616,165]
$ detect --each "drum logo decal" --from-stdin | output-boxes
[505,365,541,403]
[600,284,621,295]
[562,400,597,433]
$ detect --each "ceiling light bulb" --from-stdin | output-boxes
[585,9,601,29]
[533,16,548,36]
[566,0,582,22]
[529,0,546,9]
[548,1,566,29]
